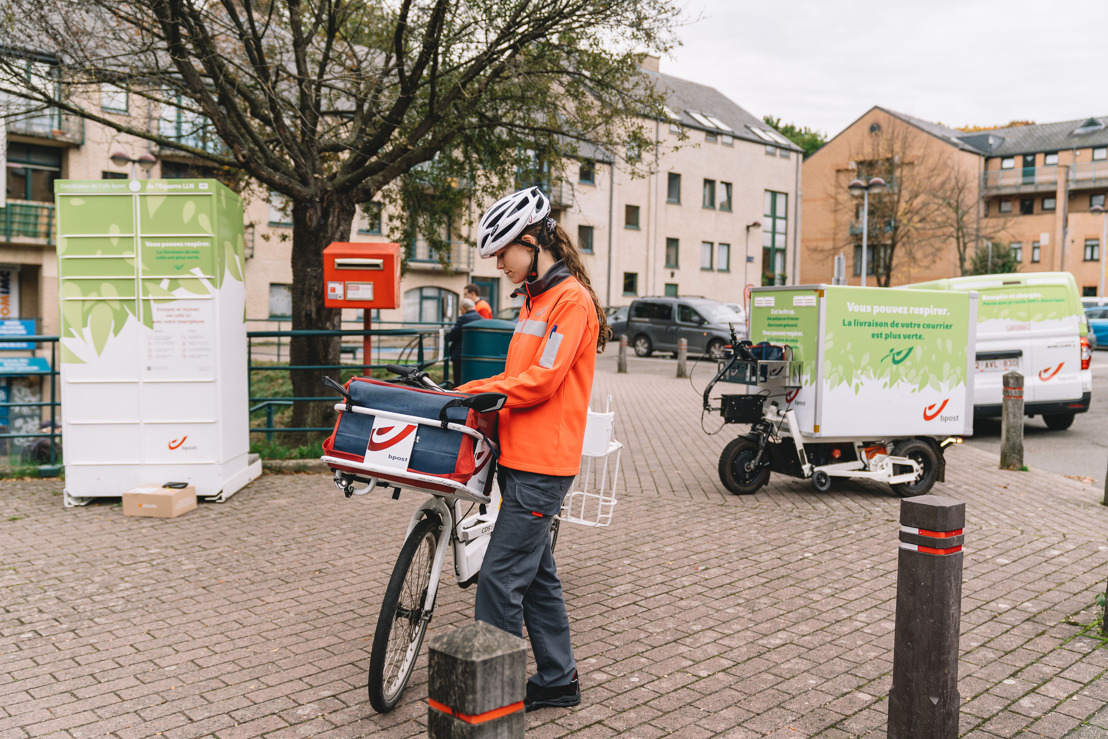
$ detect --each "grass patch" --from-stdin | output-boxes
[250,436,329,460]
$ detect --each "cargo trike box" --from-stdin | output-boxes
[746,285,977,439]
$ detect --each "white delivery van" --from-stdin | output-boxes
[907,272,1092,430]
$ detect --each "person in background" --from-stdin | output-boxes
[464,284,493,319]
[448,298,483,384]
[456,187,610,712]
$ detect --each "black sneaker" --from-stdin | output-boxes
[524,672,581,712]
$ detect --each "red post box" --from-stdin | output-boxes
[322,242,403,365]
[323,242,402,310]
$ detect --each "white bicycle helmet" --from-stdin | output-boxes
[476,187,551,258]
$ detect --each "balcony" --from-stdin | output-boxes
[982,162,1108,194]
[0,200,55,244]
[5,108,84,146]
[406,239,474,273]
[849,219,895,237]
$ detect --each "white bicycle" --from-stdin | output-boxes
[321,365,561,712]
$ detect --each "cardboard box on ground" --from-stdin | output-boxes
[122,482,197,518]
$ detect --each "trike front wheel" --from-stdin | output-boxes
[889,439,940,498]
[718,436,770,495]
[368,515,441,712]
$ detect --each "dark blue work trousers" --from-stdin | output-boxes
[474,466,577,687]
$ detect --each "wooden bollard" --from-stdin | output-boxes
[676,337,687,378]
[999,370,1023,470]
[888,495,965,739]
[428,621,526,738]
[617,335,628,373]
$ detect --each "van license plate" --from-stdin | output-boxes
[975,358,1019,373]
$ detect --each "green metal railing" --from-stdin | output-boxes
[1,201,55,243]
[247,325,447,439]
[0,335,61,473]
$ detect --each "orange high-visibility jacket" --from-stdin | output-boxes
[457,263,598,476]
[474,298,493,319]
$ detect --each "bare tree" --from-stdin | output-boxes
[0,0,679,432]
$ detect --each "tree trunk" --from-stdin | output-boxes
[288,193,358,444]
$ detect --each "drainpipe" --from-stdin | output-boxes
[1060,163,1071,272]
[606,157,614,306]
[792,150,801,284]
[649,119,660,296]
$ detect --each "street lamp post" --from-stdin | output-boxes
[1094,204,1108,299]
[110,150,158,178]
[848,177,887,287]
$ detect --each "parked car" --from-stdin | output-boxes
[613,296,745,359]
[1086,306,1108,349]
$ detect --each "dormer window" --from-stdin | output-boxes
[1074,118,1105,135]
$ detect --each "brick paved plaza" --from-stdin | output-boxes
[3,353,1108,738]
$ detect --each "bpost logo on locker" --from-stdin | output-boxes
[923,398,958,424]
[364,419,418,469]
[167,435,196,451]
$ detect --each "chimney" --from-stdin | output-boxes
[638,54,660,73]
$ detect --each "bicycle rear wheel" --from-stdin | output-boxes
[368,515,441,712]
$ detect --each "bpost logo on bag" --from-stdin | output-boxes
[364,419,418,469]
[1038,362,1063,381]
[923,399,949,421]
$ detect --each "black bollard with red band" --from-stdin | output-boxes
[888,494,965,739]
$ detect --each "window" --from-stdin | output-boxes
[101,83,128,113]
[1011,242,1023,262]
[721,134,733,146]
[665,238,679,268]
[1085,239,1100,262]
[703,179,716,209]
[705,131,717,143]
[667,172,681,203]
[779,148,791,160]
[1020,198,1034,215]
[578,225,595,254]
[269,284,292,318]
[101,171,127,180]
[404,286,458,323]
[1031,241,1041,263]
[669,121,681,135]
[622,272,638,296]
[1093,194,1106,209]
[853,245,877,277]
[162,160,219,179]
[359,202,383,234]
[625,204,640,229]
[1045,152,1059,166]
[678,305,704,324]
[765,145,777,157]
[717,243,730,272]
[664,283,678,297]
[719,182,732,212]
[1042,197,1056,212]
[268,192,293,227]
[1001,157,1015,169]
[6,143,62,202]
[701,241,714,270]
[1094,148,1108,162]
[579,159,595,184]
[998,200,1013,214]
[763,190,788,285]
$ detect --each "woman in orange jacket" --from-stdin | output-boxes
[456,187,609,711]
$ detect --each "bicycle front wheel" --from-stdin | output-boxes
[368,515,441,712]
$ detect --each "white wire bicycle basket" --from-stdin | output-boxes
[559,396,621,528]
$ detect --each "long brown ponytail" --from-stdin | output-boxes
[522,221,612,350]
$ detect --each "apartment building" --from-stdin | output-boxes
[801,106,1108,293]
[0,60,800,334]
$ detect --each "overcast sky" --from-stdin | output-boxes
[663,0,1108,139]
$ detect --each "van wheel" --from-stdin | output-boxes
[1043,412,1075,430]
[632,334,653,357]
[706,339,726,361]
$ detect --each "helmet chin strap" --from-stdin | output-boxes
[527,244,540,281]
